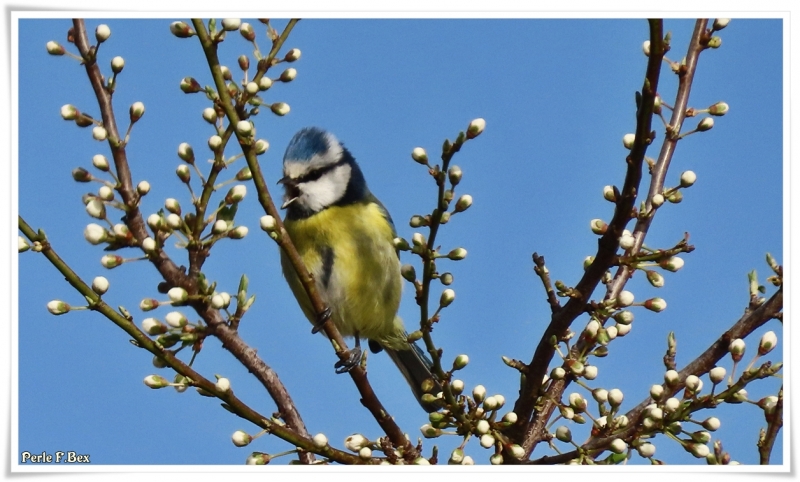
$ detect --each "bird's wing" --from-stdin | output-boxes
[366,192,398,237]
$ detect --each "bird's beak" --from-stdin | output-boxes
[278,175,299,209]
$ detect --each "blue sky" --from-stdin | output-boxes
[15,16,783,468]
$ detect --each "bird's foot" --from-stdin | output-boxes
[334,345,362,374]
[311,307,332,334]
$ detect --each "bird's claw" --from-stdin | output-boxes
[311,307,332,334]
[334,345,362,374]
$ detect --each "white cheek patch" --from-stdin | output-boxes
[298,163,352,212]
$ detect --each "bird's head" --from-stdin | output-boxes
[280,127,367,219]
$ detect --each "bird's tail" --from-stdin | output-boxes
[384,342,442,413]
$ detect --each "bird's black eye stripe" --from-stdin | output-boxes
[293,158,348,184]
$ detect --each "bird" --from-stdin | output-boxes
[278,126,440,412]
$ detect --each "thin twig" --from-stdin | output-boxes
[758,385,783,464]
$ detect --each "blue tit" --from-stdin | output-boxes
[279,126,440,412]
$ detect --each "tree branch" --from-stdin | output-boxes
[508,18,666,451]
[190,18,419,461]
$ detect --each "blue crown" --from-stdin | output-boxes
[284,127,333,162]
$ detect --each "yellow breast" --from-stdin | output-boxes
[281,202,404,346]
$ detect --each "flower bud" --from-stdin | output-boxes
[659,256,684,272]
[19,236,30,253]
[583,365,598,380]
[702,416,720,432]
[709,18,731,31]
[270,102,290,116]
[139,298,160,313]
[622,133,636,149]
[709,101,729,116]
[728,338,745,362]
[684,374,702,393]
[644,297,667,312]
[176,164,191,183]
[60,104,78,120]
[447,247,467,260]
[687,442,710,458]
[344,434,369,452]
[215,376,231,393]
[637,443,656,458]
[259,215,277,233]
[165,311,187,328]
[258,77,273,91]
[229,226,249,239]
[180,77,202,94]
[758,330,778,356]
[166,213,182,230]
[47,300,70,315]
[85,199,106,219]
[136,181,151,196]
[479,434,495,448]
[392,237,410,251]
[646,270,665,288]
[141,237,157,254]
[240,22,255,41]
[46,40,65,55]
[472,384,486,403]
[552,425,572,443]
[253,139,270,155]
[616,290,634,307]
[708,366,726,385]
[707,36,722,49]
[590,218,607,235]
[225,184,247,204]
[141,317,167,335]
[642,40,651,56]
[411,147,428,164]
[231,430,252,447]
[697,117,714,131]
[603,185,616,202]
[207,135,223,152]
[400,264,416,282]
[84,223,108,245]
[221,18,241,31]
[680,170,697,188]
[279,47,301,62]
[165,287,188,304]
[454,194,473,213]
[280,68,297,82]
[450,379,464,395]
[144,374,170,388]
[466,118,486,139]
[609,439,627,454]
[650,384,664,400]
[440,288,455,307]
[236,120,253,137]
[246,453,270,465]
[619,233,635,250]
[311,433,328,448]
[129,101,145,123]
[94,24,111,42]
[90,276,110,295]
[568,393,587,413]
[608,388,624,407]
[170,21,195,38]
[92,126,108,141]
[199,108,217,124]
